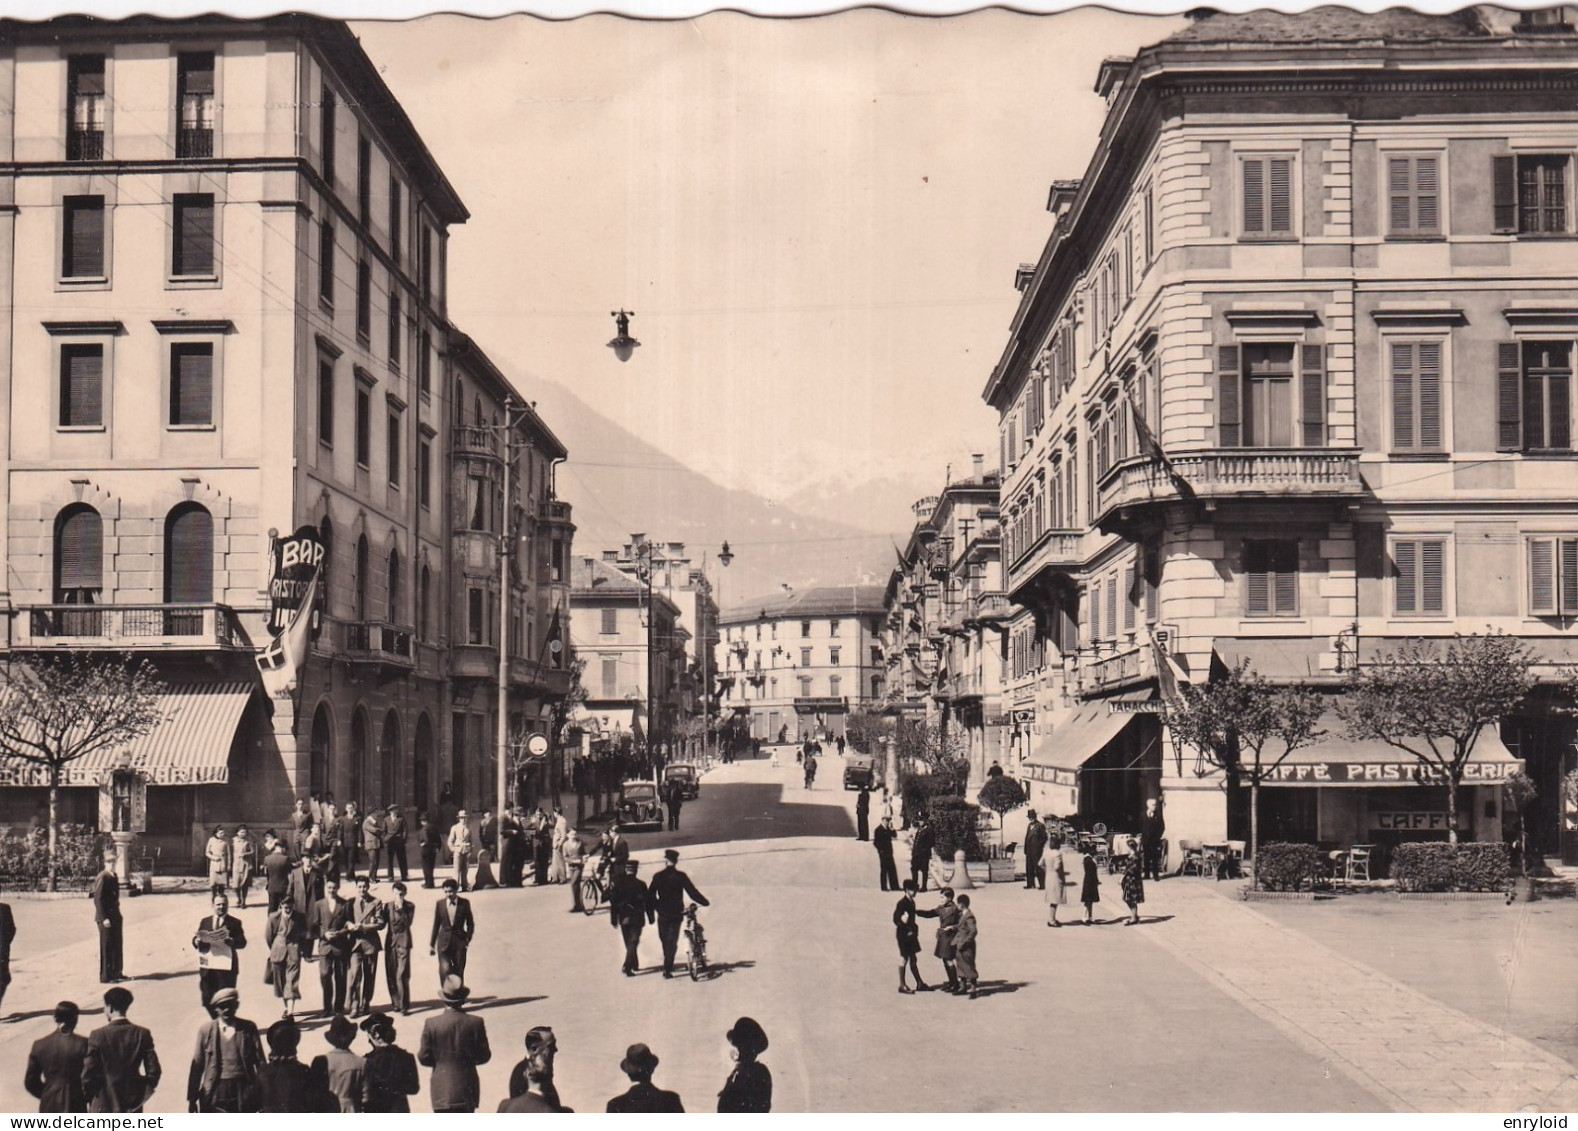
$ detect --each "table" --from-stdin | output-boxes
[1202,842,1228,876]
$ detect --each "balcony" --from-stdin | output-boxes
[343,620,416,678]
[1006,529,1084,605]
[67,129,103,161]
[540,499,574,524]
[1095,449,1364,533]
[177,127,213,158]
[14,604,249,651]
[453,425,498,457]
[1078,643,1151,696]
[964,592,1014,628]
[509,656,574,698]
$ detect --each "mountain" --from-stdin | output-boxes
[782,470,940,535]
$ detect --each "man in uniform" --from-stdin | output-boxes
[647,849,709,979]
[873,816,900,891]
[430,878,474,986]
[91,851,123,983]
[347,875,386,1016]
[608,860,652,976]
[855,783,871,841]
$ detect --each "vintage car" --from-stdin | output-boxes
[617,780,663,830]
[663,762,701,800]
[843,754,876,791]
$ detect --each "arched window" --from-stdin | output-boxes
[164,503,213,634]
[350,708,369,806]
[354,534,370,621]
[310,703,333,798]
[380,709,400,806]
[54,504,103,604]
[387,549,402,625]
[413,713,434,813]
[419,564,431,640]
[473,395,482,428]
[318,515,334,617]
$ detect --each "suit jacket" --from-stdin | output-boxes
[262,850,292,895]
[872,824,896,857]
[385,814,408,844]
[192,913,247,973]
[608,875,652,928]
[606,1082,685,1113]
[363,1045,420,1113]
[310,897,353,958]
[717,1061,772,1113]
[361,815,385,852]
[186,1017,264,1107]
[385,901,416,953]
[855,789,870,815]
[430,897,474,954]
[417,1007,491,1112]
[1024,820,1049,861]
[317,1048,366,1113]
[265,908,308,962]
[478,816,498,853]
[0,901,15,962]
[25,1030,89,1112]
[338,814,361,852]
[83,1019,161,1113]
[417,822,441,853]
[255,1057,335,1113]
[647,868,708,920]
[447,821,472,858]
[91,870,121,924]
[954,908,978,951]
[349,896,386,955]
[910,827,935,867]
[607,836,630,869]
[499,1089,565,1113]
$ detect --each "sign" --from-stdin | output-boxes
[266,525,325,635]
[1262,759,1524,786]
[526,733,550,758]
[1109,700,1163,715]
[1373,811,1468,831]
[1022,763,1078,787]
[1012,708,1037,724]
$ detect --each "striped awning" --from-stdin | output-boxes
[0,682,252,788]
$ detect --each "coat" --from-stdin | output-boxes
[1024,820,1049,862]
[187,1016,264,1109]
[872,823,896,858]
[318,1048,366,1113]
[385,900,416,953]
[311,897,353,959]
[607,1082,685,1113]
[349,896,386,955]
[361,815,385,853]
[608,875,652,928]
[1080,853,1101,905]
[84,1019,161,1112]
[230,837,257,886]
[647,867,708,920]
[0,900,15,962]
[918,900,959,960]
[204,836,231,884]
[910,826,935,869]
[430,897,474,956]
[363,1045,420,1113]
[447,821,472,860]
[417,1007,491,1112]
[25,1030,89,1112]
[265,908,307,963]
[92,869,121,924]
[717,1061,772,1113]
[255,1057,335,1113]
[953,908,979,982]
[262,849,292,897]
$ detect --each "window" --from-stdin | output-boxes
[357,133,371,224]
[355,260,371,341]
[801,620,811,638]
[354,535,370,620]
[318,220,335,306]
[386,410,401,486]
[420,226,432,299]
[800,647,812,667]
[320,85,336,184]
[171,194,215,277]
[830,647,841,666]
[871,645,882,665]
[468,588,485,645]
[164,503,213,618]
[799,676,812,697]
[1392,538,1447,616]
[871,675,883,699]
[1246,540,1298,617]
[419,564,431,639]
[829,675,841,699]
[1494,154,1569,235]
[317,358,334,447]
[829,618,840,637]
[1106,575,1118,635]
[601,655,618,696]
[169,343,213,427]
[1528,536,1578,616]
[62,196,105,279]
[1216,343,1325,448]
[176,52,214,158]
[418,439,432,509]
[388,291,402,367]
[54,505,103,604]
[387,551,401,623]
[1500,341,1572,453]
[67,55,105,161]
[419,329,431,394]
[59,344,103,428]
[1240,154,1294,238]
[1389,340,1445,453]
[389,177,403,262]
[467,475,488,531]
[355,381,371,468]
[1387,155,1441,236]
[601,608,617,634]
[1123,566,1137,632]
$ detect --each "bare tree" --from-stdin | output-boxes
[1338,633,1535,845]
[0,656,165,891]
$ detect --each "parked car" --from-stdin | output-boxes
[617,780,663,830]
[664,762,701,800]
[843,755,876,791]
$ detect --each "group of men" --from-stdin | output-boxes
[872,816,934,893]
[605,848,709,978]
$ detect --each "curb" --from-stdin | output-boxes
[1393,891,1508,902]
[1242,890,1325,902]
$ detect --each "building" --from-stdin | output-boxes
[0,15,573,864]
[718,585,887,743]
[983,7,1578,869]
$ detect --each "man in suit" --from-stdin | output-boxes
[647,849,709,978]
[264,898,307,1020]
[186,987,263,1112]
[417,976,490,1113]
[605,1043,684,1112]
[855,784,871,841]
[447,810,473,892]
[384,806,409,882]
[383,882,416,1014]
[347,875,385,1016]
[430,877,475,986]
[1140,797,1166,882]
[310,879,353,1017]
[604,824,630,871]
[417,813,441,889]
[25,1001,88,1112]
[1023,810,1049,890]
[192,892,248,1011]
[910,820,935,892]
[0,898,15,1014]
[91,852,123,983]
[361,808,386,886]
[608,860,653,976]
[475,809,498,889]
[873,816,900,891]
[82,986,161,1113]
[286,852,320,919]
[261,833,292,914]
[339,802,363,883]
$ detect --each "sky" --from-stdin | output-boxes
[351,7,1189,502]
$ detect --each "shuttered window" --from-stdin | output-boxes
[387,411,401,486]
[171,194,214,276]
[164,504,213,604]
[355,381,372,467]
[317,358,334,447]
[1246,540,1298,617]
[319,220,335,305]
[67,55,105,160]
[389,177,403,263]
[59,344,103,427]
[55,506,103,596]
[169,343,213,426]
[601,608,617,634]
[1123,566,1138,632]
[1390,340,1444,452]
[1520,341,1572,452]
[1387,155,1441,236]
[321,86,336,184]
[1393,538,1447,616]
[62,196,105,278]
[356,260,372,342]
[1217,344,1242,447]
[1106,575,1118,638]
[388,291,402,367]
[418,440,432,509]
[1241,155,1294,238]
[1528,536,1578,617]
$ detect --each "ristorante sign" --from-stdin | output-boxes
[1262,759,1524,786]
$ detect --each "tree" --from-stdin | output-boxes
[893,716,968,796]
[1502,771,1537,876]
[1161,661,1326,861]
[0,656,165,891]
[976,775,1027,844]
[1338,633,1535,846]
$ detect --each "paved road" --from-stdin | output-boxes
[0,755,1572,1112]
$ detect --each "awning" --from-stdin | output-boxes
[1258,710,1522,787]
[0,682,253,788]
[1214,637,1331,681]
[1023,704,1137,774]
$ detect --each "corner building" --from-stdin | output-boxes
[987,8,1578,869]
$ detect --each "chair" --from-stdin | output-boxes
[1179,839,1207,877]
[1346,844,1374,883]
[1224,840,1246,879]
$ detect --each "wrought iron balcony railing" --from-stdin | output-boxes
[16,603,247,649]
[177,128,213,158]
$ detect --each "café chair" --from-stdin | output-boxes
[1179,839,1207,877]
[1346,844,1374,883]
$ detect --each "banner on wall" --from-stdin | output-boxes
[257,525,324,700]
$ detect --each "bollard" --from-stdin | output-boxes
[949,849,975,891]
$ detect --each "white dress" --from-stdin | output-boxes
[1047,849,1070,907]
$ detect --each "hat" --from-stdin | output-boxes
[524,1026,555,1053]
[1027,810,1038,820]
[325,1014,358,1048]
[624,860,639,871]
[387,804,399,813]
[663,849,679,863]
[360,1011,392,1036]
[620,1043,660,1076]
[726,1017,769,1059]
[440,975,470,1004]
[266,1019,300,1054]
[209,988,239,1010]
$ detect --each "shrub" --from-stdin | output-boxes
[926,797,985,863]
[1392,841,1509,892]
[1254,842,1322,891]
[977,776,1028,824]
[899,771,961,824]
[0,824,105,891]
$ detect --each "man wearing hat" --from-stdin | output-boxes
[83,986,161,1112]
[316,1014,366,1112]
[430,877,475,986]
[605,1043,684,1112]
[1023,810,1049,891]
[607,859,653,976]
[500,1026,567,1112]
[647,849,710,978]
[254,1019,318,1112]
[361,1013,420,1112]
[717,1017,771,1113]
[417,975,491,1113]
[24,1001,88,1112]
[186,987,263,1112]
[384,805,409,883]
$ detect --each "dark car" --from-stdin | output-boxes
[663,763,700,800]
[843,755,876,791]
[617,781,663,830]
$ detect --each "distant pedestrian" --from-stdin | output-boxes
[91,852,124,983]
[1121,836,1146,925]
[474,809,498,889]
[186,987,263,1112]
[891,880,928,994]
[316,1014,365,1112]
[193,892,247,1012]
[1023,810,1048,890]
[954,893,980,999]
[664,777,684,831]
[717,1016,771,1112]
[289,798,311,857]
[418,976,491,1113]
[532,809,552,885]
[609,860,652,976]
[605,1043,683,1112]
[339,802,364,883]
[551,808,570,883]
[504,1025,566,1111]
[83,987,160,1113]
[564,833,586,914]
[855,784,870,841]
[264,898,307,1019]
[836,734,846,757]
[1140,798,1166,882]
[205,826,231,892]
[230,826,257,909]
[873,816,900,891]
[383,882,416,1014]
[24,1001,88,1112]
[909,821,935,892]
[384,806,409,883]
[255,1019,333,1113]
[916,886,960,992]
[362,808,386,885]
[1080,842,1101,924]
[647,849,709,978]
[498,808,525,887]
[430,878,474,986]
[0,898,16,1014]
[287,846,322,920]
[418,812,440,888]
[448,810,473,892]
[1047,848,1070,928]
[361,1012,420,1113]
[803,753,817,790]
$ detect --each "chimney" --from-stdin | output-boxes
[972,453,984,481]
[602,550,619,562]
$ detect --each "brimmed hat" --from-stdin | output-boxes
[440,975,470,1004]
[209,987,239,1010]
[663,849,679,863]
[360,1011,392,1035]
[325,1014,358,1048]
[620,1043,659,1076]
[266,1019,300,1054]
[726,1017,769,1059]
[624,860,639,871]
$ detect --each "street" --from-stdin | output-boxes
[1,752,1575,1112]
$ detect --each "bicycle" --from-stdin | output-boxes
[580,854,612,916]
[681,902,708,981]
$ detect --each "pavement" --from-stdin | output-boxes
[0,750,1573,1113]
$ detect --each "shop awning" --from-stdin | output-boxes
[1024,704,1137,773]
[0,681,252,788]
[1258,710,1522,787]
[1213,637,1332,681]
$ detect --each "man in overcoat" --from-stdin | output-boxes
[1140,797,1166,882]
[909,820,935,892]
[417,976,491,1112]
[91,852,123,983]
[430,877,474,985]
[185,987,263,1112]
[361,808,386,885]
[262,834,292,914]
[83,986,161,1112]
[1023,810,1049,890]
[608,860,653,976]
[855,784,870,841]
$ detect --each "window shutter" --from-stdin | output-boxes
[173,195,214,276]
[1242,158,1265,234]
[1420,540,1445,614]
[170,343,213,426]
[63,197,104,277]
[1088,583,1100,640]
[1272,541,1298,615]
[1394,540,1418,614]
[1416,157,1440,233]
[56,507,103,591]
[1106,576,1117,638]
[1300,342,1326,446]
[1246,541,1270,615]
[1497,342,1523,451]
[1217,345,1242,447]
[1417,341,1442,450]
[60,345,103,427]
[601,607,617,634]
[1492,155,1517,232]
[1551,364,1571,451]
[1561,538,1578,615]
[1391,341,1416,449]
[1529,537,1556,615]
[1269,157,1293,235]
[165,506,214,603]
[1145,549,1160,621]
[1388,157,1412,233]
[1123,567,1137,631]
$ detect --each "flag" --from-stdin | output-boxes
[1148,625,1191,700]
[535,606,562,669]
[1127,388,1169,469]
[258,568,318,700]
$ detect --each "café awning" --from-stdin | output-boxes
[1023,704,1137,773]
[1213,637,1331,681]
[1258,710,1522,787]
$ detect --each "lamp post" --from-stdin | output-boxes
[705,540,733,767]
[494,396,534,820]
[630,535,658,777]
[608,310,641,362]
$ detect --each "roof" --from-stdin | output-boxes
[1163,7,1492,45]
[568,558,681,616]
[720,584,887,626]
[447,331,569,460]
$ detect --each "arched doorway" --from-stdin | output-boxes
[310,703,333,799]
[414,713,434,814]
[164,502,213,634]
[379,709,401,808]
[350,708,369,807]
[53,504,103,635]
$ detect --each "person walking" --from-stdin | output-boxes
[82,986,160,1113]
[286,849,322,920]
[418,812,440,889]
[909,820,935,892]
[347,875,385,1015]
[647,849,709,979]
[551,808,570,883]
[430,878,474,986]
[803,752,817,790]
[384,806,409,883]
[1140,798,1166,882]
[1121,836,1146,925]
[193,892,247,1012]
[255,1020,334,1113]
[315,1014,366,1112]
[873,816,900,891]
[186,987,264,1112]
[230,826,257,909]
[447,810,473,892]
[361,1012,420,1113]
[916,886,960,992]
[204,826,231,893]
[891,880,929,994]
[25,1001,88,1112]
[500,1026,568,1112]
[0,898,14,1015]
[953,894,980,998]
[608,860,652,976]
[664,777,684,831]
[383,882,416,1014]
[1080,841,1101,925]
[564,832,586,914]
[262,835,292,914]
[1047,846,1071,927]
[1023,810,1048,890]
[717,1017,771,1112]
[605,1043,683,1112]
[310,879,353,1018]
[264,898,307,1020]
[91,852,124,983]
[361,807,386,886]
[418,976,491,1113]
[855,783,870,841]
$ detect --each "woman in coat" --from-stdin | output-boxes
[204,828,231,893]
[1120,836,1145,925]
[265,899,307,1019]
[230,827,257,910]
[891,880,928,994]
[1047,847,1070,927]
[1079,842,1101,924]
[952,894,979,999]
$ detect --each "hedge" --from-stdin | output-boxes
[1392,842,1509,893]
[1254,842,1323,891]
[0,824,105,891]
[926,797,985,863]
